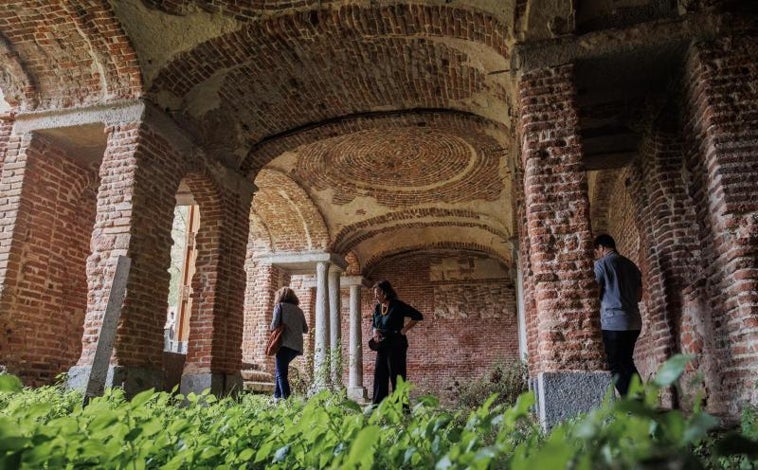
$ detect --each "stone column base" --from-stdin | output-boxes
[180,372,243,396]
[67,365,162,398]
[347,386,368,402]
[535,370,613,431]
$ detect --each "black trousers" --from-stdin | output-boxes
[372,335,408,404]
[602,329,641,396]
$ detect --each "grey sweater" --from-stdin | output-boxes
[594,251,642,331]
[270,302,309,353]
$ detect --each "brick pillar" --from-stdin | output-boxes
[631,122,705,409]
[517,64,608,429]
[242,262,280,368]
[0,114,12,169]
[0,130,32,377]
[69,120,183,396]
[181,180,253,395]
[684,36,758,415]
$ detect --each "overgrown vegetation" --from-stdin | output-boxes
[0,356,757,469]
[446,358,528,411]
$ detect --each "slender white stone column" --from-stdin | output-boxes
[313,261,330,392]
[347,283,367,400]
[328,268,342,388]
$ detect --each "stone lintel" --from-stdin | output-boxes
[341,275,372,288]
[180,372,243,396]
[511,12,723,74]
[13,100,146,133]
[256,251,347,275]
[535,370,613,431]
[68,365,162,398]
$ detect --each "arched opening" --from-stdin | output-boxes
[162,180,200,388]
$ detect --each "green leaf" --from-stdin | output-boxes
[130,389,156,408]
[654,354,695,387]
[237,448,254,461]
[682,413,719,444]
[0,374,23,393]
[345,425,380,468]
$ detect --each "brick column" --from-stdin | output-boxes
[0,129,32,378]
[629,122,705,408]
[181,182,253,396]
[684,36,758,415]
[517,64,608,429]
[69,119,184,396]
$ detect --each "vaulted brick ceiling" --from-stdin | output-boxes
[0,0,526,272]
[142,0,516,270]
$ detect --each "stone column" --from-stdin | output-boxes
[346,280,368,400]
[517,64,609,430]
[328,267,342,388]
[312,260,330,391]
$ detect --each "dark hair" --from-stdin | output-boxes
[372,280,398,300]
[275,286,300,305]
[593,234,616,250]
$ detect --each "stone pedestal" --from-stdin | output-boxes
[68,365,162,398]
[535,371,613,431]
[180,372,243,396]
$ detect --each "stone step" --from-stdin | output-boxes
[243,381,275,393]
[241,369,273,382]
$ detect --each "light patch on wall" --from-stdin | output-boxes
[433,284,507,319]
[0,89,10,113]
[429,255,506,281]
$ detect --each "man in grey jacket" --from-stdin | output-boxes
[594,234,643,396]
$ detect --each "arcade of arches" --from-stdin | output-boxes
[0,0,755,426]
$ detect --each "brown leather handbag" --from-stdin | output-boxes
[266,306,285,356]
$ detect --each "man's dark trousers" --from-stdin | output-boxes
[601,329,641,396]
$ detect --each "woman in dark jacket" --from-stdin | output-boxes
[370,280,423,404]
[270,286,309,400]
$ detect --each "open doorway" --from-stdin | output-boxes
[165,182,200,354]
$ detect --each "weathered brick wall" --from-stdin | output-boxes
[681,34,758,414]
[0,116,12,170]
[242,262,279,366]
[76,114,253,386]
[0,2,141,111]
[0,134,97,384]
[360,252,519,399]
[517,64,604,373]
[182,173,252,375]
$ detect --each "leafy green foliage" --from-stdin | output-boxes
[0,356,756,469]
